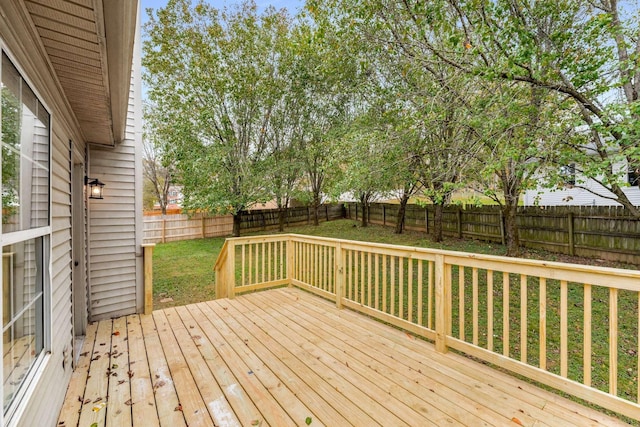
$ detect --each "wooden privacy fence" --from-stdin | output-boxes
[143,204,344,244]
[347,203,640,265]
[214,234,640,420]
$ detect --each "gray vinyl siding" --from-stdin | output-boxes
[1,0,142,424]
[87,35,142,320]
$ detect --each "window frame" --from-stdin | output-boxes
[0,45,52,425]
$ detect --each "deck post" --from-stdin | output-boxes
[287,236,294,286]
[227,241,236,299]
[142,243,155,315]
[435,254,450,353]
[335,242,344,309]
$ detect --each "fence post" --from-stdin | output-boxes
[425,207,429,234]
[162,217,166,243]
[567,212,575,256]
[499,210,505,245]
[435,254,450,353]
[227,241,236,299]
[325,205,329,222]
[383,205,386,226]
[142,244,155,315]
[334,242,343,309]
[457,208,463,238]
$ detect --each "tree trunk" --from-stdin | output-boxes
[361,203,368,227]
[395,194,410,234]
[232,212,242,237]
[432,203,444,242]
[278,207,287,232]
[502,202,520,257]
[312,194,320,226]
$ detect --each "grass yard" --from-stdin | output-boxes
[153,218,638,309]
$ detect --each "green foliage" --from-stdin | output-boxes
[143,0,293,217]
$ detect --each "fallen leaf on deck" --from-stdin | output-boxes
[175,404,183,412]
[251,420,261,426]
[128,370,134,378]
[511,417,524,426]
[125,399,133,406]
[112,331,120,336]
[305,416,312,425]
[92,402,106,412]
[405,332,414,340]
[118,380,126,385]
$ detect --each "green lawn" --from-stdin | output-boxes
[153,218,637,308]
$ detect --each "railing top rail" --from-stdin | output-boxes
[213,239,230,271]
[220,233,640,282]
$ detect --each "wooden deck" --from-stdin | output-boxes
[57,288,632,427]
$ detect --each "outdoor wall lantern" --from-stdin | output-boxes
[85,176,105,200]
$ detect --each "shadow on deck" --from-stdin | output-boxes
[57,288,630,427]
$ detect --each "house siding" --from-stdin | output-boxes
[524,179,640,207]
[0,1,141,425]
[87,21,143,320]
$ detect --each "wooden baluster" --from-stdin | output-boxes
[391,256,396,316]
[472,268,478,346]
[399,257,405,319]
[583,284,591,385]
[459,266,465,341]
[503,272,509,357]
[609,287,618,395]
[521,274,527,363]
[335,242,343,308]
[241,245,246,286]
[382,255,388,314]
[428,261,434,330]
[375,254,380,310]
[417,260,424,326]
[261,242,266,283]
[540,278,547,370]
[487,270,494,352]
[248,243,253,285]
[267,242,272,282]
[408,258,413,323]
[560,280,568,377]
[360,251,365,305]
[367,252,372,307]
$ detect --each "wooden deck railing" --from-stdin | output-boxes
[213,234,640,420]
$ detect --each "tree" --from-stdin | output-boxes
[142,105,173,214]
[417,0,640,216]
[290,20,355,226]
[143,0,292,236]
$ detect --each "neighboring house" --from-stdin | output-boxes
[0,1,143,426]
[523,161,640,207]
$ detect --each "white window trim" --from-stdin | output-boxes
[0,42,53,426]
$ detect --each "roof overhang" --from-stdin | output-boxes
[24,0,138,146]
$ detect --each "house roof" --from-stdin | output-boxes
[24,0,138,146]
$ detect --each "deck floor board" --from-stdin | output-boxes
[58,288,632,427]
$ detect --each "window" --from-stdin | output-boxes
[560,164,576,186]
[1,52,50,416]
